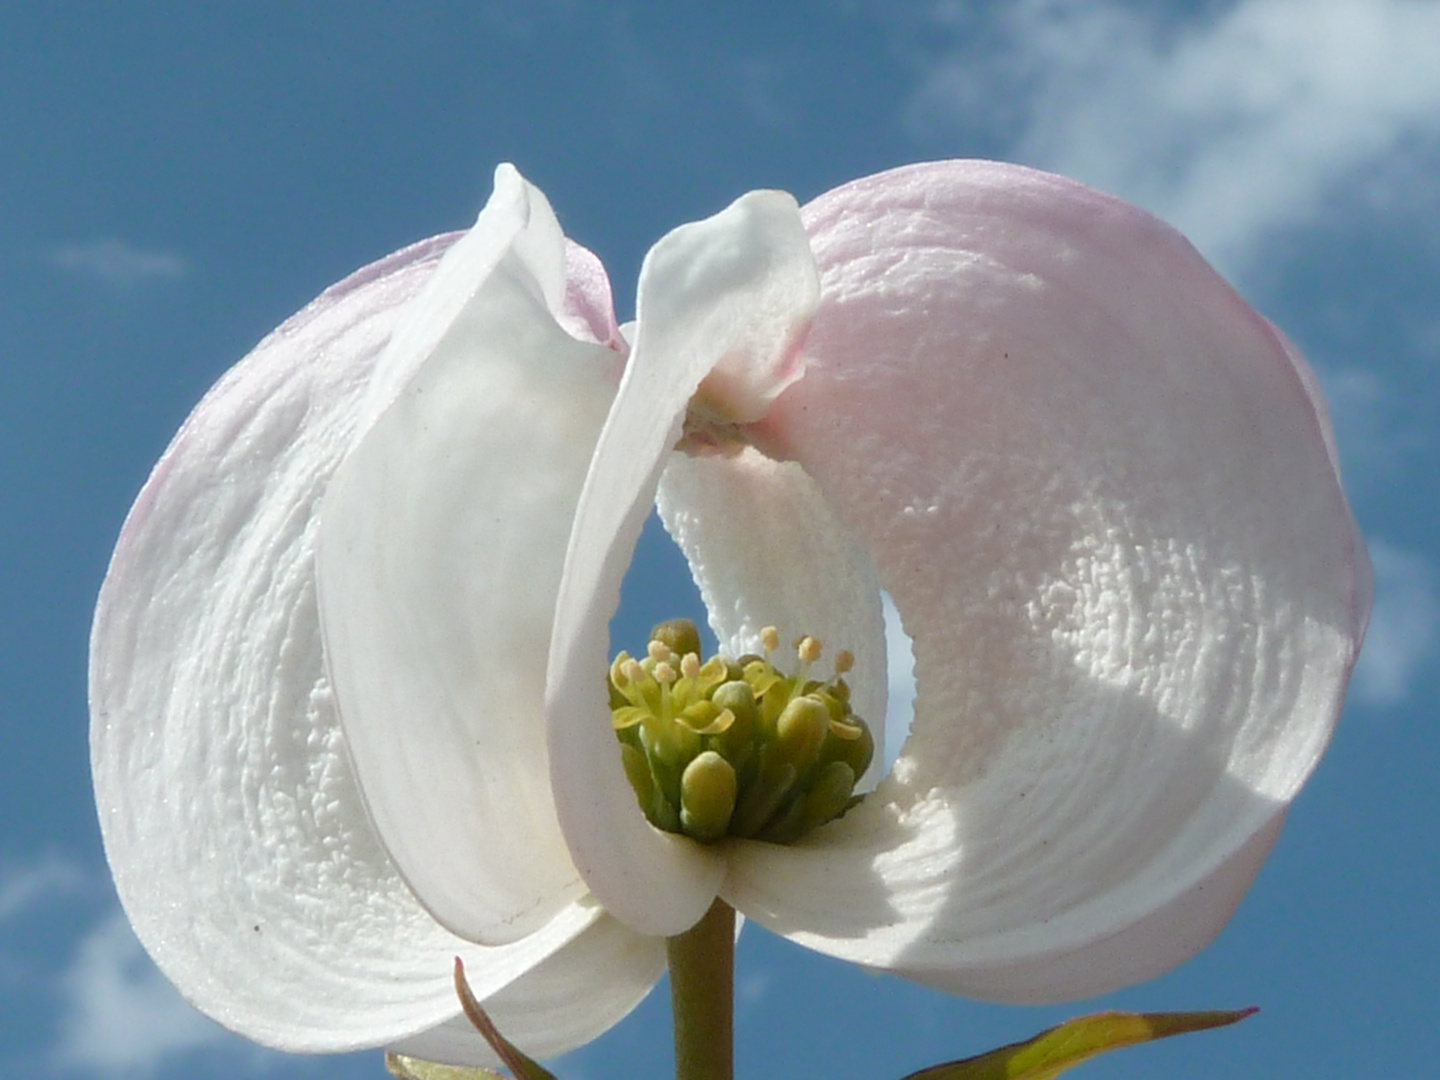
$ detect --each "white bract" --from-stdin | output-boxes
[90,162,1369,1066]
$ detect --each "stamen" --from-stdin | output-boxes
[650,618,703,660]
[679,751,738,842]
[611,618,873,847]
[773,696,829,773]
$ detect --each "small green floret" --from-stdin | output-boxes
[680,751,738,841]
[609,619,874,845]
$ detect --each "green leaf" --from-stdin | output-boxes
[899,1008,1259,1080]
[452,957,559,1080]
[385,1051,508,1080]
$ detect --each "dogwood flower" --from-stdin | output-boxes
[90,162,1368,1067]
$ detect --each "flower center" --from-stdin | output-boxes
[610,619,874,845]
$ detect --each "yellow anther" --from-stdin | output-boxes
[833,650,854,675]
[796,636,822,663]
[647,639,673,663]
[653,661,676,685]
[680,652,701,680]
[761,626,780,653]
[622,659,646,685]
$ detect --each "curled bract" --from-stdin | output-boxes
[90,161,1368,1066]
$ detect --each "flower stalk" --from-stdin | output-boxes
[666,897,736,1080]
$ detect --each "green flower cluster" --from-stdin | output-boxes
[610,619,874,845]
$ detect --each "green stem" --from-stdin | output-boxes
[665,897,735,1080]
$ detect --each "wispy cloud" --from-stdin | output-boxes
[735,57,795,130]
[1,859,255,1079]
[0,855,86,925]
[50,911,234,1078]
[1317,364,1431,484]
[476,0,582,40]
[48,239,188,289]
[736,970,773,1012]
[906,0,1440,278]
[1351,539,1438,707]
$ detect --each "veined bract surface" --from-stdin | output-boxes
[90,161,1369,1067]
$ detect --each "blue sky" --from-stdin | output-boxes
[2,1,1437,1078]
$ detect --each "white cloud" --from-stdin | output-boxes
[476,0,582,39]
[51,911,233,1078]
[908,0,1440,278]
[49,239,188,288]
[0,855,85,925]
[735,57,795,130]
[736,970,772,1012]
[1412,315,1440,361]
[1351,539,1438,706]
[0,862,268,1079]
[1316,364,1430,482]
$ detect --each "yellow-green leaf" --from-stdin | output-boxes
[385,1051,509,1080]
[899,1008,1258,1080]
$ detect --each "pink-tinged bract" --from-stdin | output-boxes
[89,161,1368,1067]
